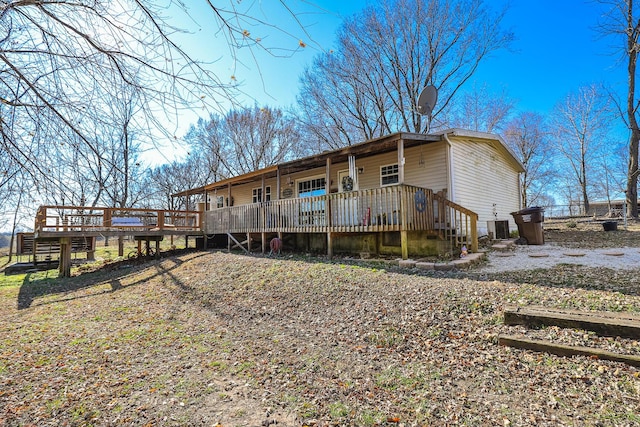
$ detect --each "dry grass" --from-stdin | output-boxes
[1,224,640,426]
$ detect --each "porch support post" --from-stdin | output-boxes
[325,157,333,258]
[398,137,408,259]
[261,174,267,254]
[227,183,232,253]
[59,237,72,277]
[397,138,405,184]
[400,188,409,260]
[276,168,282,241]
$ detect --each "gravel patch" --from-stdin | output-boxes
[479,243,640,273]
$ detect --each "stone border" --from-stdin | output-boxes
[396,252,486,271]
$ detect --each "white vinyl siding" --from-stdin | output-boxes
[449,137,521,233]
[403,143,448,191]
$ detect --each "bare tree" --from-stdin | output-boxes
[450,84,515,134]
[550,85,613,214]
[0,1,316,219]
[183,115,227,184]
[592,141,627,213]
[187,106,303,177]
[504,112,556,207]
[596,0,640,217]
[147,157,211,211]
[297,0,513,150]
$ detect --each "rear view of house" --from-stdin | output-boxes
[176,129,524,259]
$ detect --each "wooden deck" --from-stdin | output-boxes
[34,206,202,239]
[31,206,202,277]
[30,186,477,277]
[204,184,478,256]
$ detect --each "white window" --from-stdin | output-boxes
[380,163,399,186]
[297,177,326,198]
[215,196,224,209]
[252,186,271,203]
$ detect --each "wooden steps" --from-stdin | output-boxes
[500,305,640,367]
[498,335,640,367]
[503,304,640,339]
[17,233,96,259]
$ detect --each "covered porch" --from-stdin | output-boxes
[203,184,478,259]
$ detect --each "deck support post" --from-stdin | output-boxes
[261,232,266,254]
[400,231,409,260]
[118,236,124,257]
[470,215,478,253]
[327,232,333,258]
[59,237,72,277]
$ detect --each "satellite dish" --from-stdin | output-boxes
[417,85,438,116]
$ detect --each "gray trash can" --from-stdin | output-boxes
[510,207,545,245]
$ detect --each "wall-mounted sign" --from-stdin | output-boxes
[282,187,293,198]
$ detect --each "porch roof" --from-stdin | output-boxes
[173,132,441,197]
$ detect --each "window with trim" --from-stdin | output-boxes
[298,177,326,197]
[297,176,326,225]
[380,163,399,186]
[215,196,224,209]
[252,186,271,203]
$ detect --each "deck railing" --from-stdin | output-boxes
[204,184,478,251]
[34,206,202,234]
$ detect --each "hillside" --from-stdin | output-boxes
[1,234,639,425]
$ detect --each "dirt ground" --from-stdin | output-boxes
[1,221,640,426]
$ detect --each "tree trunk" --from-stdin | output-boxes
[627,129,639,217]
[8,190,23,263]
[581,158,590,214]
[626,0,639,218]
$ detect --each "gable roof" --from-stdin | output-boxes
[434,128,525,173]
[173,130,523,197]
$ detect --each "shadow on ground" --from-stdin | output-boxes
[16,249,208,310]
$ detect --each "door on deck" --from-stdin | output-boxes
[297,176,326,226]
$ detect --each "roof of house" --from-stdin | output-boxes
[173,129,524,197]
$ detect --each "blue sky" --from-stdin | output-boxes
[156,0,627,162]
[472,0,624,114]
[210,0,624,114]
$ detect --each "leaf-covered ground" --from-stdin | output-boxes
[1,224,640,426]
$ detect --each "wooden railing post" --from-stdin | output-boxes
[470,214,478,253]
[158,210,164,229]
[104,208,112,228]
